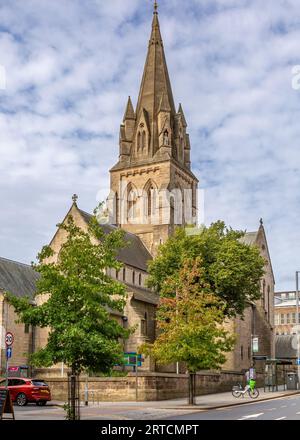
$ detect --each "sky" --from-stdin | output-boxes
[0,0,300,291]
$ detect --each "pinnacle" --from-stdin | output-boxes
[123,96,135,121]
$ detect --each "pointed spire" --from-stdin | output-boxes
[123,96,135,121]
[135,3,176,154]
[158,93,171,113]
[178,103,187,127]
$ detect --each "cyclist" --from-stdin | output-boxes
[246,369,257,393]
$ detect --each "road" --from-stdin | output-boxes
[11,394,300,420]
[166,395,300,420]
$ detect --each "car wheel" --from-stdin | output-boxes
[16,393,28,406]
[36,401,47,406]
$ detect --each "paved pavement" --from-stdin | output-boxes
[12,386,300,420]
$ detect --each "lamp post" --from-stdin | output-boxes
[296,271,300,387]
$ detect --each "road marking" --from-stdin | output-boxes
[275,417,287,420]
[281,405,287,408]
[296,411,300,414]
[267,408,277,411]
[238,413,264,420]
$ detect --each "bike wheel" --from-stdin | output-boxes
[232,390,242,398]
[248,388,259,399]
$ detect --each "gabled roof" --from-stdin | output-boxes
[78,209,152,272]
[240,231,258,246]
[240,225,275,284]
[0,257,39,298]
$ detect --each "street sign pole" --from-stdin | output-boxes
[5,332,14,389]
[5,354,8,390]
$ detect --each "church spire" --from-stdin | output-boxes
[135,2,176,155]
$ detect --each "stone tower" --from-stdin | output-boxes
[109,3,198,255]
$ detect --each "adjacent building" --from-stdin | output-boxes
[274,291,299,335]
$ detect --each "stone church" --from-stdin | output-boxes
[0,4,274,376]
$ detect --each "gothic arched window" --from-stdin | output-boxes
[127,185,137,224]
[142,131,146,150]
[163,130,169,145]
[137,132,142,151]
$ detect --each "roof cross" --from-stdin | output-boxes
[72,194,78,204]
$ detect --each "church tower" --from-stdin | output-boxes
[109,2,198,255]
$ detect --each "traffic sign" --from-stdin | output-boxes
[5,332,14,347]
[6,347,12,359]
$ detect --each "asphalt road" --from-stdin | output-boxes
[10,394,300,420]
[166,395,300,420]
[13,404,65,420]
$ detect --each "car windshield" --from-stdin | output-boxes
[31,380,48,387]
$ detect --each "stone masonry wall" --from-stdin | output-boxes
[41,371,263,402]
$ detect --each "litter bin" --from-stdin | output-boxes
[286,372,298,390]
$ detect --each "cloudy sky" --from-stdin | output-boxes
[0,0,300,291]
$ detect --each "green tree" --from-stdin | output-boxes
[147,222,266,318]
[142,258,235,404]
[5,212,129,419]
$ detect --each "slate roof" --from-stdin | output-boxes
[79,209,152,272]
[0,257,38,298]
[124,283,159,306]
[240,231,258,246]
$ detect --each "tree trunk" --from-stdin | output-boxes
[188,372,196,405]
[68,366,80,420]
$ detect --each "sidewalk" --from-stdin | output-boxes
[49,385,300,418]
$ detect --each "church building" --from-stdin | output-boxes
[0,3,274,377]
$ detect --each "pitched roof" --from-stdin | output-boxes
[125,283,159,306]
[79,210,152,272]
[240,231,258,246]
[0,257,39,298]
[240,226,275,284]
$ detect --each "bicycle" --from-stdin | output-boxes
[232,381,260,399]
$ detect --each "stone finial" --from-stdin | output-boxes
[72,194,78,204]
[260,218,263,226]
[154,1,158,14]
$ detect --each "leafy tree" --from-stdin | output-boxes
[147,222,265,318]
[5,212,129,419]
[141,257,235,404]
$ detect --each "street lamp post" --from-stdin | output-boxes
[296,271,300,387]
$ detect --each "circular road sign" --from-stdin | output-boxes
[5,332,14,347]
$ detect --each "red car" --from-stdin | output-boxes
[0,377,51,406]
